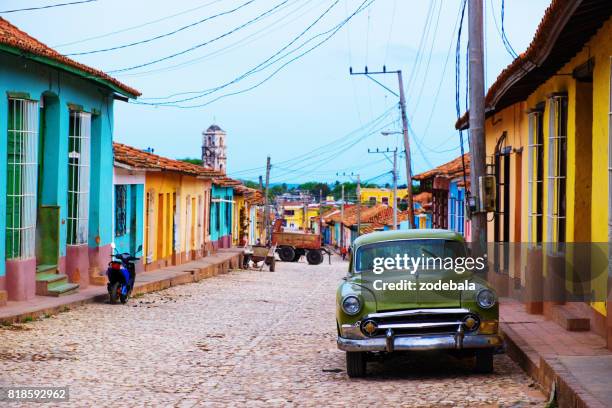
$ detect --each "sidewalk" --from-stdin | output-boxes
[501,298,612,408]
[0,248,244,325]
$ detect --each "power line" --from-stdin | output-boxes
[66,0,258,56]
[500,0,519,58]
[0,0,96,14]
[419,1,463,146]
[134,0,375,109]
[116,0,318,78]
[108,0,291,73]
[406,0,442,115]
[228,105,394,177]
[53,0,224,48]
[137,0,343,102]
[405,0,435,96]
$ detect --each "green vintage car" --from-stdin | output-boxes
[336,229,502,378]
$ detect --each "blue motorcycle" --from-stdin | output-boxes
[107,244,141,304]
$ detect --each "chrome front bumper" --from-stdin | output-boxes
[337,333,502,352]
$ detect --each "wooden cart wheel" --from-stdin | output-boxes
[306,249,323,265]
[278,246,295,262]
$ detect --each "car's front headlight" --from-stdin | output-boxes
[476,289,496,309]
[341,295,361,315]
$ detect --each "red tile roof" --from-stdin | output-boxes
[413,154,470,181]
[213,176,243,187]
[234,185,265,205]
[0,17,140,97]
[113,142,221,177]
[455,0,612,130]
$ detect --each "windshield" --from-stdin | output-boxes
[354,239,467,273]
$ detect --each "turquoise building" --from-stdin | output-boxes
[0,17,139,302]
[210,182,235,249]
[112,162,145,271]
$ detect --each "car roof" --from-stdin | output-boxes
[352,229,465,248]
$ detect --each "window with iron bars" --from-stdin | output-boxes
[528,107,545,243]
[67,111,91,245]
[6,98,39,259]
[547,95,568,243]
[115,185,127,237]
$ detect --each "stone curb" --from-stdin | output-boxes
[501,323,606,408]
[0,253,242,326]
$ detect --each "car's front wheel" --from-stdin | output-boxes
[346,351,366,378]
[474,350,494,373]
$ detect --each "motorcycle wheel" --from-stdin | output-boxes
[109,282,120,304]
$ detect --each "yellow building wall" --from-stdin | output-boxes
[484,102,529,243]
[177,176,210,256]
[144,172,180,264]
[360,188,409,205]
[145,173,212,265]
[233,194,246,245]
[282,205,319,230]
[483,17,611,316]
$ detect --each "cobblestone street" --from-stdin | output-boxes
[0,256,546,407]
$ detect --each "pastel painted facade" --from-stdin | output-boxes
[112,165,145,272]
[282,204,319,231]
[359,187,409,206]
[210,181,236,249]
[413,155,470,238]
[0,18,139,303]
[113,143,218,272]
[233,185,264,246]
[455,3,612,349]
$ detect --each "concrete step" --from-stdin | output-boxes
[36,264,57,274]
[552,304,590,331]
[35,272,79,297]
[46,282,80,297]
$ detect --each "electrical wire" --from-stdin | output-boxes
[116,0,317,78]
[228,105,394,177]
[0,0,96,14]
[500,0,519,59]
[455,0,469,193]
[405,0,435,98]
[407,0,442,112]
[53,0,223,48]
[65,0,259,56]
[133,0,375,109]
[136,0,343,102]
[108,0,291,73]
[418,1,463,147]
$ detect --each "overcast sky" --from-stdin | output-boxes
[3,0,550,184]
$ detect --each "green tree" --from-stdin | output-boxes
[179,158,203,166]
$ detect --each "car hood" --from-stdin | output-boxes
[354,269,469,311]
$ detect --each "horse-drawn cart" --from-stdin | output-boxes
[243,245,276,271]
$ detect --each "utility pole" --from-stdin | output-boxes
[350,66,415,228]
[397,71,416,229]
[263,156,271,244]
[393,149,397,229]
[258,175,263,191]
[468,0,487,252]
[340,184,345,247]
[368,147,398,230]
[356,174,361,237]
[319,188,323,235]
[337,172,361,240]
